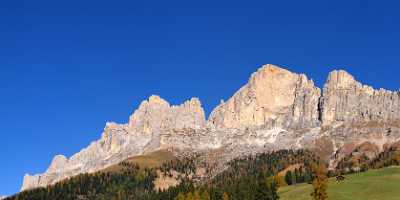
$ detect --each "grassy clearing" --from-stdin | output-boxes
[103,150,176,172]
[279,166,400,200]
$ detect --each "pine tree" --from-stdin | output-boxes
[284,171,293,185]
[304,169,313,183]
[294,168,299,184]
[255,181,272,200]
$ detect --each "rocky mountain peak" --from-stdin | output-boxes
[325,70,358,90]
[46,155,68,173]
[148,95,170,106]
[257,63,292,74]
[170,97,206,130]
[128,95,171,134]
[208,64,321,129]
[129,95,206,134]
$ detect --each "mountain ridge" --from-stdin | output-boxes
[21,64,400,191]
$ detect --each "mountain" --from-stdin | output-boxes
[21,64,400,191]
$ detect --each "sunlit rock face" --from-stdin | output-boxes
[21,96,207,191]
[21,64,400,192]
[129,95,206,134]
[208,64,321,130]
[320,70,400,126]
[21,122,152,191]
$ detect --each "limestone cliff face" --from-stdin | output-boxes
[21,122,150,191]
[320,70,400,126]
[20,64,400,192]
[46,155,68,173]
[208,64,321,129]
[129,95,206,134]
[21,96,206,191]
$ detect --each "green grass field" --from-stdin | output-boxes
[279,166,400,200]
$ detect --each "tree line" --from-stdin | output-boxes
[7,149,327,200]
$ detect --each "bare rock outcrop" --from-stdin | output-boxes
[21,122,150,191]
[129,95,206,134]
[320,70,400,126]
[21,96,206,191]
[46,155,68,173]
[208,64,321,129]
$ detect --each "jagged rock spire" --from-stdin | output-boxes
[46,155,68,173]
[129,95,206,134]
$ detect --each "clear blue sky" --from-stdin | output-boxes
[1,0,400,196]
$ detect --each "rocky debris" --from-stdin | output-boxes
[324,121,400,169]
[153,170,181,191]
[334,141,385,172]
[384,140,400,151]
[312,136,335,162]
[20,64,400,192]
[208,64,321,130]
[355,142,380,159]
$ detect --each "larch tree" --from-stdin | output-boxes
[311,163,328,200]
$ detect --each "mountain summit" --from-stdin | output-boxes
[21,64,400,191]
[208,64,321,129]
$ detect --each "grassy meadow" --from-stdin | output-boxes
[279,166,400,200]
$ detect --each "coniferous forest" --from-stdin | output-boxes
[7,149,321,200]
[334,143,400,175]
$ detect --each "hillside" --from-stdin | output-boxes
[279,166,400,200]
[102,150,177,173]
[7,149,318,200]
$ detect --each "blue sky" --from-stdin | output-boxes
[1,0,400,196]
